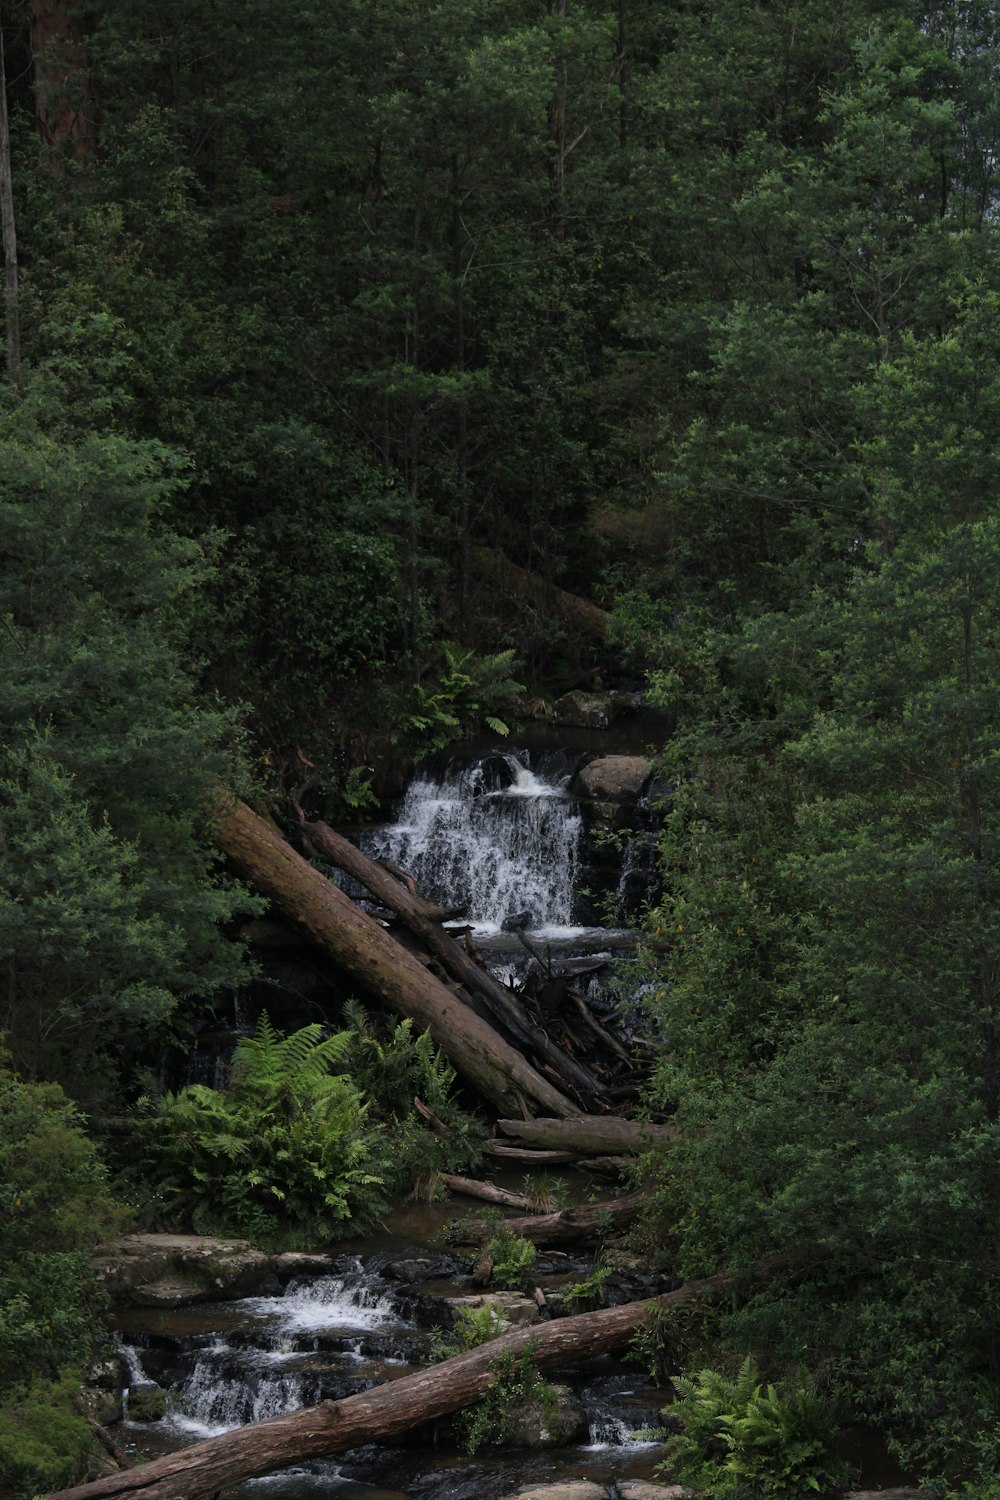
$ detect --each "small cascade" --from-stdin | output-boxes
[367,751,583,936]
[579,1375,664,1451]
[174,1345,318,1437]
[121,1261,411,1442]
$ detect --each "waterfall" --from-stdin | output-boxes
[367,751,583,936]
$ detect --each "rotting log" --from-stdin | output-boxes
[210,797,575,1120]
[450,1190,650,1248]
[298,816,606,1106]
[442,1175,532,1211]
[496,1115,676,1156]
[471,545,609,640]
[48,1253,814,1500]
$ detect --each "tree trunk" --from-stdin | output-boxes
[0,20,20,380]
[49,1255,805,1500]
[450,1189,650,1247]
[211,797,575,1120]
[31,0,95,155]
[442,1174,532,1210]
[470,546,609,640]
[300,817,606,1105]
[496,1115,676,1155]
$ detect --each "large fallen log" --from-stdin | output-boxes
[299,816,606,1105]
[450,1190,650,1248]
[496,1115,676,1155]
[50,1252,811,1500]
[210,797,575,1120]
[471,546,609,640]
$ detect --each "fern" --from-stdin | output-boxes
[140,1015,386,1248]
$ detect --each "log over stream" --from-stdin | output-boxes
[50,1253,807,1500]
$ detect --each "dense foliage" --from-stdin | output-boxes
[0,1052,120,1494]
[1,0,1000,1489]
[142,1011,485,1244]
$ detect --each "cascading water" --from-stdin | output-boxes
[121,1264,407,1441]
[366,751,583,936]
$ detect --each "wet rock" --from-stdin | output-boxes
[96,1233,271,1307]
[575,756,653,802]
[270,1251,337,1282]
[127,1385,170,1422]
[552,692,618,729]
[82,1355,128,1426]
[509,1483,608,1500]
[443,1291,541,1328]
[502,909,535,932]
[476,754,520,792]
[619,1486,694,1500]
[844,1493,926,1500]
[383,1253,465,1284]
[503,1383,587,1448]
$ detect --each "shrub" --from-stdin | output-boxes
[489,1228,537,1290]
[457,1345,558,1455]
[142,1015,386,1246]
[662,1356,848,1499]
[0,1371,100,1497]
[344,1002,486,1191]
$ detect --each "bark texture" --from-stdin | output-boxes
[300,816,606,1104]
[450,1190,651,1248]
[496,1116,676,1155]
[210,797,575,1119]
[49,1256,801,1500]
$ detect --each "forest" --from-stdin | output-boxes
[2,0,1000,1495]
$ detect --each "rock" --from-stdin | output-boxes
[619,1486,694,1500]
[270,1251,337,1282]
[383,1253,465,1284]
[502,1382,587,1447]
[80,1357,128,1426]
[552,691,617,729]
[510,1484,607,1500]
[502,909,535,931]
[444,1290,540,1328]
[127,1385,170,1423]
[96,1233,271,1308]
[575,755,653,802]
[844,1493,926,1500]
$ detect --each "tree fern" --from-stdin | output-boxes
[228,1014,354,1102]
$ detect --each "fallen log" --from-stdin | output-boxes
[471,545,609,640]
[210,797,575,1120]
[299,816,606,1106]
[496,1115,676,1155]
[483,1142,632,1176]
[49,1252,812,1500]
[443,1175,532,1211]
[450,1190,650,1248]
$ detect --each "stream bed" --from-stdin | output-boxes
[113,1227,671,1500]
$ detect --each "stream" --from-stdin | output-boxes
[114,1227,670,1500]
[126,727,672,1500]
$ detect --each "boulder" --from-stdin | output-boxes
[575,756,653,802]
[96,1233,271,1308]
[502,909,535,932]
[443,1290,541,1329]
[511,1484,607,1500]
[619,1487,695,1500]
[270,1251,337,1282]
[844,1493,925,1500]
[502,1382,587,1447]
[552,692,617,729]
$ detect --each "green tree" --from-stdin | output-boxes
[0,1048,120,1496]
[0,402,259,1101]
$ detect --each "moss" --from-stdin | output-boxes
[0,1371,100,1499]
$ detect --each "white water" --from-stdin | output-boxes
[141,1264,407,1439]
[367,752,583,936]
